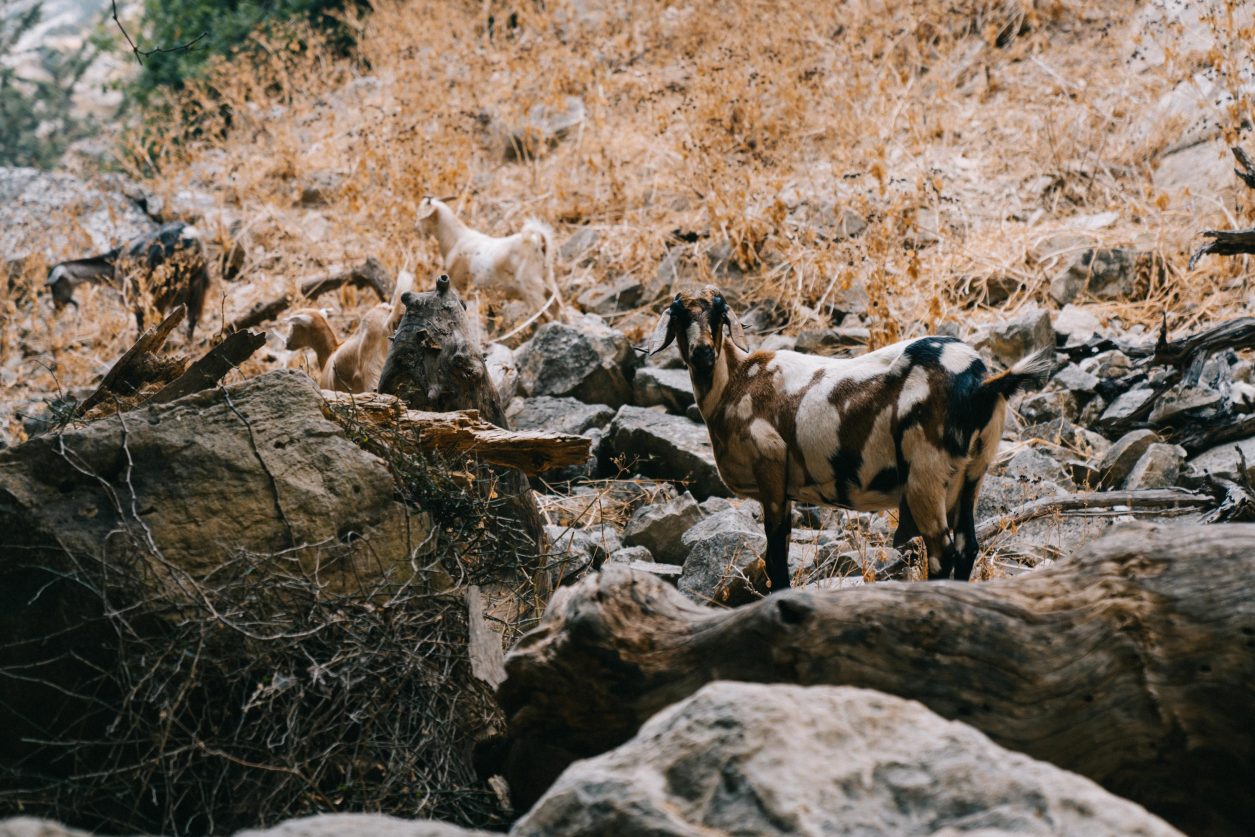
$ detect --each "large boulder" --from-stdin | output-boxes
[0,370,414,580]
[632,366,695,413]
[515,319,635,408]
[608,406,728,498]
[0,167,156,263]
[513,681,1180,837]
[234,814,492,837]
[979,305,1053,366]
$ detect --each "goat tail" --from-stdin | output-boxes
[980,348,1055,402]
[522,219,563,313]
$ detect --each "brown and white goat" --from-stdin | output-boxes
[46,222,209,338]
[648,286,1053,591]
[416,197,562,320]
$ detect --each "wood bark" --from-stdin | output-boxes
[320,391,590,476]
[74,304,187,416]
[494,522,1255,835]
[148,330,266,404]
[377,274,546,554]
[1189,146,1255,266]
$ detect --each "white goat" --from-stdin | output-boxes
[415,197,562,322]
[649,285,1053,591]
[284,270,413,393]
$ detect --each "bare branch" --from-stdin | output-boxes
[112,0,207,67]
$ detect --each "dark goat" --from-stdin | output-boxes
[46,222,210,338]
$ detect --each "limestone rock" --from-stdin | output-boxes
[576,275,641,315]
[1099,429,1162,488]
[1124,443,1186,490]
[516,320,636,408]
[513,682,1181,837]
[233,813,492,837]
[632,366,695,413]
[1185,437,1255,486]
[1049,248,1154,305]
[608,406,728,498]
[0,167,156,263]
[623,491,701,563]
[678,529,767,604]
[507,396,614,437]
[981,306,1053,366]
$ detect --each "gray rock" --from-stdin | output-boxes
[1054,304,1103,347]
[545,525,594,574]
[547,523,622,568]
[606,545,654,564]
[508,396,614,437]
[756,333,797,352]
[0,371,414,581]
[297,170,343,207]
[1049,248,1151,305]
[608,406,728,498]
[1018,389,1079,424]
[1100,387,1156,426]
[976,474,1066,522]
[0,167,156,263]
[1124,444,1186,490]
[1098,429,1161,488]
[678,529,767,603]
[234,813,491,837]
[981,306,1053,366]
[1080,349,1133,380]
[576,275,642,315]
[516,319,636,407]
[1051,362,1100,395]
[633,366,695,413]
[514,682,1180,837]
[697,496,737,517]
[1147,385,1223,424]
[1002,446,1074,488]
[623,491,701,563]
[1184,437,1255,485]
[681,505,761,549]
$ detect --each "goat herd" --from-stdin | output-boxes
[44,201,1055,589]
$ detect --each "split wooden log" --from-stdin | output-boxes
[149,330,267,405]
[321,390,590,476]
[74,304,187,416]
[227,258,393,332]
[493,522,1255,835]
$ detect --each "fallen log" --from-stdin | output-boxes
[975,488,1212,541]
[321,390,590,476]
[149,329,267,405]
[74,304,187,416]
[493,522,1255,835]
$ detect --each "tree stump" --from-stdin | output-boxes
[379,274,545,556]
[493,522,1255,835]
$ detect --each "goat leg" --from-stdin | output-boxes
[762,498,792,592]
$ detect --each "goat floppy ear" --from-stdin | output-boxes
[647,308,675,355]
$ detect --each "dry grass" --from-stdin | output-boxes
[4,0,1255,444]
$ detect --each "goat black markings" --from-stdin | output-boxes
[649,285,1053,592]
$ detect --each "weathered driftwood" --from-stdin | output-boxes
[975,488,1211,540]
[321,390,590,476]
[1150,316,1255,371]
[228,258,393,332]
[74,304,188,416]
[493,522,1255,835]
[149,330,267,405]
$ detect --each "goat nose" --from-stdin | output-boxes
[692,345,715,367]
